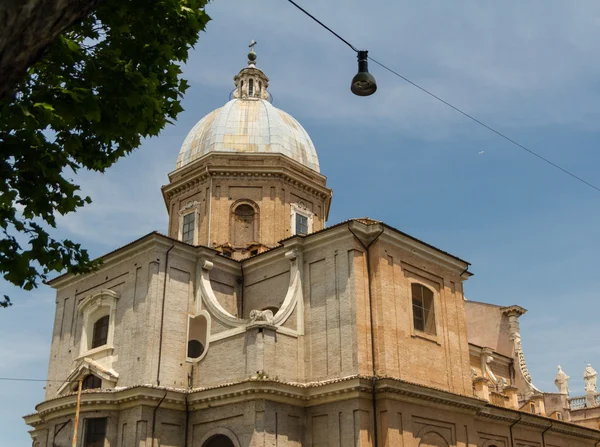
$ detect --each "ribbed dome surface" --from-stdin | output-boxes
[176,98,320,172]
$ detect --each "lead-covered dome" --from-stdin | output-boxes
[176,51,320,172]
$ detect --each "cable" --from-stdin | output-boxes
[285,0,600,194]
[0,377,78,383]
[368,57,600,193]
[286,0,358,52]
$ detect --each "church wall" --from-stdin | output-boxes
[194,332,248,386]
[302,233,363,382]
[465,302,513,358]
[366,237,473,396]
[210,266,240,317]
[44,245,171,399]
[243,261,290,318]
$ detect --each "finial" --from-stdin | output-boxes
[248,40,257,65]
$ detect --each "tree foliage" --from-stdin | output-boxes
[0,0,105,102]
[0,0,210,306]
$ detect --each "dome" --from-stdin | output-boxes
[176,98,320,172]
[176,50,320,172]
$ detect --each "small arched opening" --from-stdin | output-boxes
[81,374,102,390]
[203,435,235,447]
[248,79,254,97]
[187,314,209,361]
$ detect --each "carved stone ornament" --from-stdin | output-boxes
[496,377,507,392]
[249,309,274,325]
[554,365,570,395]
[178,200,200,215]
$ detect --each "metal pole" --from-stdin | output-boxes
[72,379,83,447]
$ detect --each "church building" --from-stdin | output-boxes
[24,49,600,447]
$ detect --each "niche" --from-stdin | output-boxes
[230,201,259,247]
[187,313,210,361]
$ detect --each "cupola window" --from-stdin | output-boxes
[411,283,436,335]
[295,214,308,236]
[290,203,313,236]
[248,79,254,97]
[182,212,195,245]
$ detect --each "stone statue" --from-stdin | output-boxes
[584,364,597,394]
[554,365,570,395]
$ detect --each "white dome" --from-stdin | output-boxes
[176,98,320,172]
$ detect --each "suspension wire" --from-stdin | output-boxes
[286,0,359,52]
[367,57,600,193]
[285,0,600,194]
[0,377,78,383]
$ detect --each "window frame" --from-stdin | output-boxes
[290,202,314,236]
[91,315,109,349]
[181,211,196,245]
[407,280,440,344]
[84,417,107,447]
[81,374,102,390]
[178,201,200,245]
[78,290,119,359]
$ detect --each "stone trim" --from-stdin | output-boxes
[25,377,600,441]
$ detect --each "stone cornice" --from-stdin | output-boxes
[24,378,600,440]
[162,157,332,203]
[375,377,486,414]
[47,233,226,290]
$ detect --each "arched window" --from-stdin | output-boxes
[419,432,449,447]
[203,435,235,447]
[232,203,257,247]
[82,374,102,390]
[91,315,109,348]
[411,284,436,335]
[78,289,119,358]
[248,79,254,97]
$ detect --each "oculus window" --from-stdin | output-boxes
[411,283,436,335]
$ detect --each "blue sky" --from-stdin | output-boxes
[3,0,600,444]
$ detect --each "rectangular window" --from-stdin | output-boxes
[182,212,195,245]
[295,214,308,236]
[411,283,436,335]
[91,315,109,349]
[84,418,107,447]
